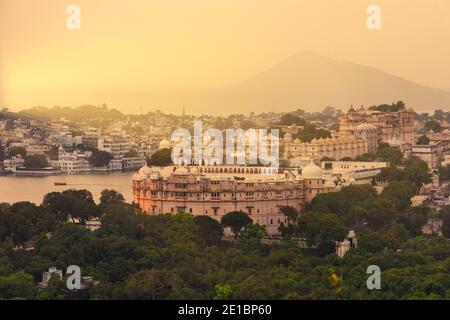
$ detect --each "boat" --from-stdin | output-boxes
[54,182,68,186]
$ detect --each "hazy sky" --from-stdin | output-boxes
[2,0,450,113]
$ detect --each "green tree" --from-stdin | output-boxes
[37,273,70,300]
[41,189,100,224]
[279,206,298,223]
[7,146,27,158]
[403,158,432,192]
[99,189,125,213]
[438,165,450,181]
[442,209,450,238]
[376,143,404,166]
[298,212,347,254]
[424,120,441,133]
[214,283,233,300]
[279,114,305,126]
[221,211,253,239]
[239,223,267,250]
[24,154,49,168]
[124,149,139,158]
[125,270,173,299]
[147,148,172,166]
[88,150,113,167]
[193,215,224,246]
[417,135,430,145]
[0,272,36,299]
[381,180,416,210]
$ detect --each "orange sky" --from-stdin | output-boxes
[1,0,450,113]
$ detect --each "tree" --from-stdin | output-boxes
[279,114,305,126]
[41,189,100,224]
[37,273,70,300]
[442,208,450,238]
[125,270,173,299]
[298,212,347,254]
[424,120,441,133]
[41,192,70,224]
[381,180,416,210]
[239,223,267,250]
[214,284,233,300]
[376,143,403,166]
[24,154,49,168]
[88,150,113,167]
[193,215,224,246]
[99,189,125,212]
[8,146,27,159]
[357,228,386,254]
[279,206,298,223]
[147,148,172,166]
[417,135,430,145]
[124,149,139,158]
[403,159,432,192]
[438,165,450,181]
[0,145,5,161]
[0,272,36,299]
[221,211,253,239]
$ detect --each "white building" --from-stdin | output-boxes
[320,160,389,185]
[3,155,25,172]
[98,137,130,159]
[50,147,92,173]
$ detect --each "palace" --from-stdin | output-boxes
[281,133,370,163]
[339,105,415,146]
[132,164,335,235]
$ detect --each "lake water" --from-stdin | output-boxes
[0,172,135,205]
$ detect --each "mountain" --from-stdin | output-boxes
[140,52,450,115]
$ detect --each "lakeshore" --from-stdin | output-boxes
[0,172,135,204]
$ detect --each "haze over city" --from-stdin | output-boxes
[2,0,450,114]
[3,0,450,305]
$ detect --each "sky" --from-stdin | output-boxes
[1,0,450,114]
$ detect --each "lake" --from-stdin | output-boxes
[0,172,135,205]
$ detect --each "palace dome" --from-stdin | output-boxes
[159,139,171,149]
[301,163,323,179]
[138,165,152,176]
[132,173,142,180]
[174,166,189,174]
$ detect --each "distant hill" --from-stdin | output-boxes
[137,52,450,114]
[0,108,43,121]
[18,105,126,121]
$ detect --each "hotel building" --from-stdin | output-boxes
[132,164,335,235]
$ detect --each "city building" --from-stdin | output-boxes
[411,142,444,169]
[3,155,25,172]
[50,147,92,173]
[132,164,335,235]
[98,136,130,159]
[335,231,358,258]
[339,105,415,146]
[25,144,50,156]
[320,160,389,185]
[282,134,369,163]
[122,156,146,171]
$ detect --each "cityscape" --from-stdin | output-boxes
[1,0,450,307]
